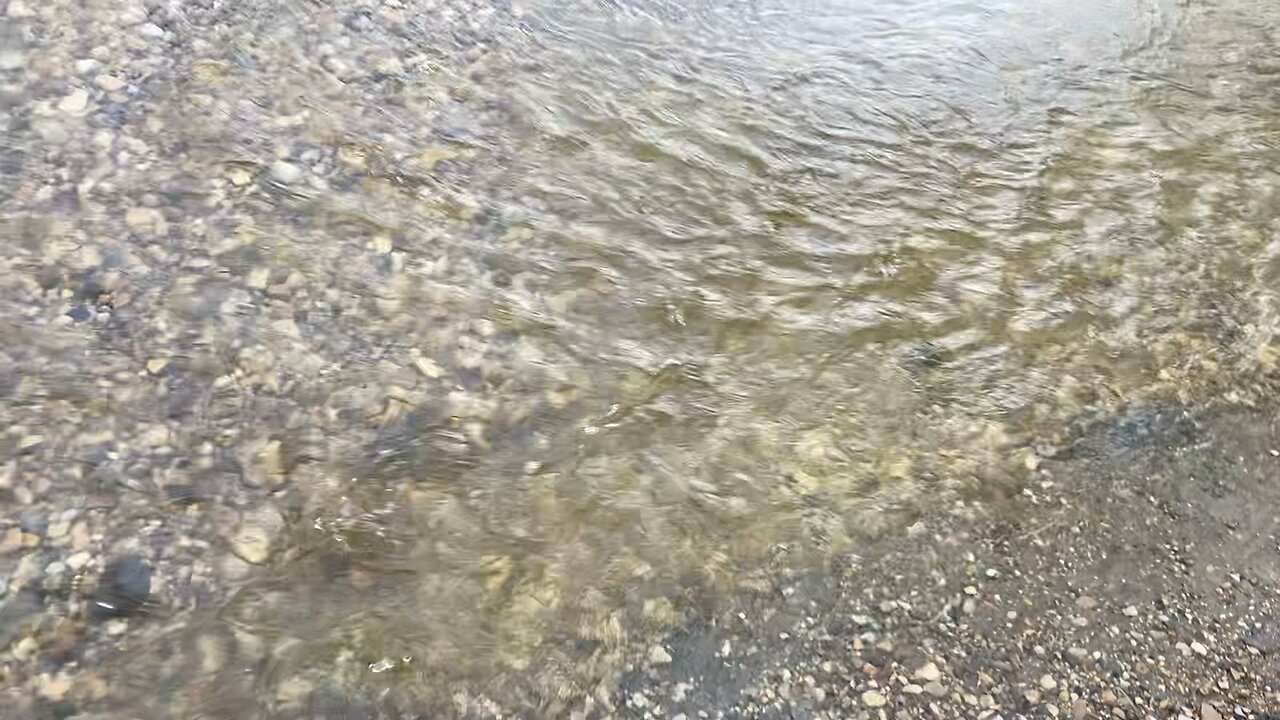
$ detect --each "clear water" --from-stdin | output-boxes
[4,0,1280,714]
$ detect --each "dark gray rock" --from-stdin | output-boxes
[91,554,151,618]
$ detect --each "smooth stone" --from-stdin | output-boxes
[58,88,90,114]
[91,554,151,618]
[94,74,127,92]
[270,161,303,184]
[0,50,25,71]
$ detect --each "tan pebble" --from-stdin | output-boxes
[247,266,271,289]
[65,550,91,571]
[146,357,169,375]
[276,676,314,709]
[47,521,69,540]
[348,566,372,590]
[0,527,22,554]
[647,644,672,665]
[94,73,126,92]
[226,167,253,186]
[913,661,942,682]
[232,525,271,564]
[124,207,156,234]
[141,425,170,447]
[58,89,89,114]
[197,634,225,675]
[271,318,300,338]
[12,636,38,662]
[860,690,886,708]
[17,435,44,452]
[412,354,444,379]
[37,673,73,701]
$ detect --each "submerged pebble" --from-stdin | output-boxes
[91,555,151,618]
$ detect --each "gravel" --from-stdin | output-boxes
[616,405,1280,719]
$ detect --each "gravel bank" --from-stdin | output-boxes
[619,404,1280,720]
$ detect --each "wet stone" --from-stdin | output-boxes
[91,554,151,618]
[18,510,47,536]
[270,161,303,184]
[58,89,90,115]
[165,484,199,505]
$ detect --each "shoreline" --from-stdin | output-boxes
[617,402,1280,719]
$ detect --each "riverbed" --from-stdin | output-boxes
[2,0,1279,716]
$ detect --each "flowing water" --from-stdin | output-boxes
[4,0,1280,715]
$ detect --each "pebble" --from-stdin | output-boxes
[0,528,22,554]
[5,0,34,18]
[12,636,38,662]
[412,354,445,379]
[914,661,942,682]
[232,525,272,564]
[923,680,946,697]
[137,22,165,38]
[1039,674,1058,691]
[91,554,151,618]
[0,50,25,71]
[118,4,147,24]
[124,207,166,236]
[1201,703,1224,720]
[1122,604,1139,617]
[58,88,90,114]
[1076,595,1099,611]
[270,160,304,184]
[1190,641,1209,656]
[37,673,73,701]
[647,644,672,665]
[66,551,91,571]
[94,73,127,92]
[69,521,90,550]
[227,167,254,186]
[197,634,226,674]
[19,510,47,536]
[861,690,887,708]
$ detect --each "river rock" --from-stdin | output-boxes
[58,88,90,115]
[91,554,151,618]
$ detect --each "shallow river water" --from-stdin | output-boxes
[3,0,1280,715]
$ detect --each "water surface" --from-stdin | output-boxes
[4,0,1280,714]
